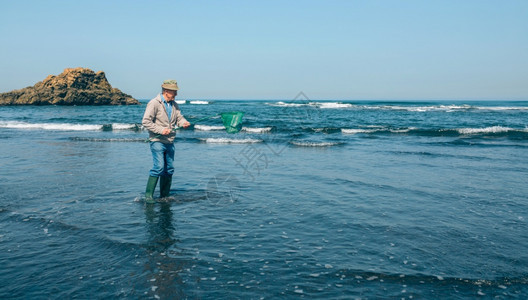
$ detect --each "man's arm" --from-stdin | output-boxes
[142,101,166,134]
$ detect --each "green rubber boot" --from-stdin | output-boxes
[159,175,172,198]
[145,176,159,204]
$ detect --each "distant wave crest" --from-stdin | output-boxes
[268,101,308,107]
[313,102,353,109]
[267,101,353,109]
[189,100,210,105]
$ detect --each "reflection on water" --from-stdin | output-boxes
[144,202,185,299]
[145,203,177,252]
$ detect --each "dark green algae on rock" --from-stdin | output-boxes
[0,67,139,105]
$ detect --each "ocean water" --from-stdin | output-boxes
[0,99,527,299]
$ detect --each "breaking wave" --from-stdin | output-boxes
[194,126,272,133]
[267,102,528,112]
[189,100,210,105]
[339,126,527,137]
[242,127,272,133]
[194,125,225,131]
[341,127,417,134]
[69,137,146,142]
[314,102,354,109]
[267,101,353,109]
[290,141,343,147]
[457,126,518,135]
[0,121,103,131]
[364,104,528,112]
[342,128,381,134]
[110,123,140,130]
[199,138,263,144]
[0,121,141,131]
[268,101,308,107]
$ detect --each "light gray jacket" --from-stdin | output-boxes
[142,94,188,144]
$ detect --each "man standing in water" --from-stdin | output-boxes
[142,80,190,203]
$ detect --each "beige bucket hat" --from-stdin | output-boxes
[161,79,179,91]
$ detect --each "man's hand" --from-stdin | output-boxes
[182,121,191,128]
[162,128,172,135]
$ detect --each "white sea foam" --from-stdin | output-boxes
[268,101,353,109]
[200,138,263,144]
[194,125,225,131]
[438,105,471,111]
[290,141,341,147]
[111,123,137,130]
[189,100,209,105]
[69,137,146,142]
[268,101,308,107]
[242,127,272,133]
[175,100,186,104]
[390,127,416,133]
[458,126,513,134]
[393,105,446,112]
[366,104,473,112]
[0,121,102,131]
[404,106,430,112]
[349,103,528,112]
[475,106,528,111]
[313,102,353,109]
[341,128,379,134]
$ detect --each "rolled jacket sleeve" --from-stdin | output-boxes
[174,106,188,128]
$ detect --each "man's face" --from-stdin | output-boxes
[163,89,177,101]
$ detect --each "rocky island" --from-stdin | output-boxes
[0,67,139,105]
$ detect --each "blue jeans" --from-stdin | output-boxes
[149,142,175,177]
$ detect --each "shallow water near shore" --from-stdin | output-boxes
[1,100,527,298]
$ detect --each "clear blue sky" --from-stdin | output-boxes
[1,0,527,100]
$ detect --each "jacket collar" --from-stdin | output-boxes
[155,93,174,105]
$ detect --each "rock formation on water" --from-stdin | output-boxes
[0,67,139,105]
